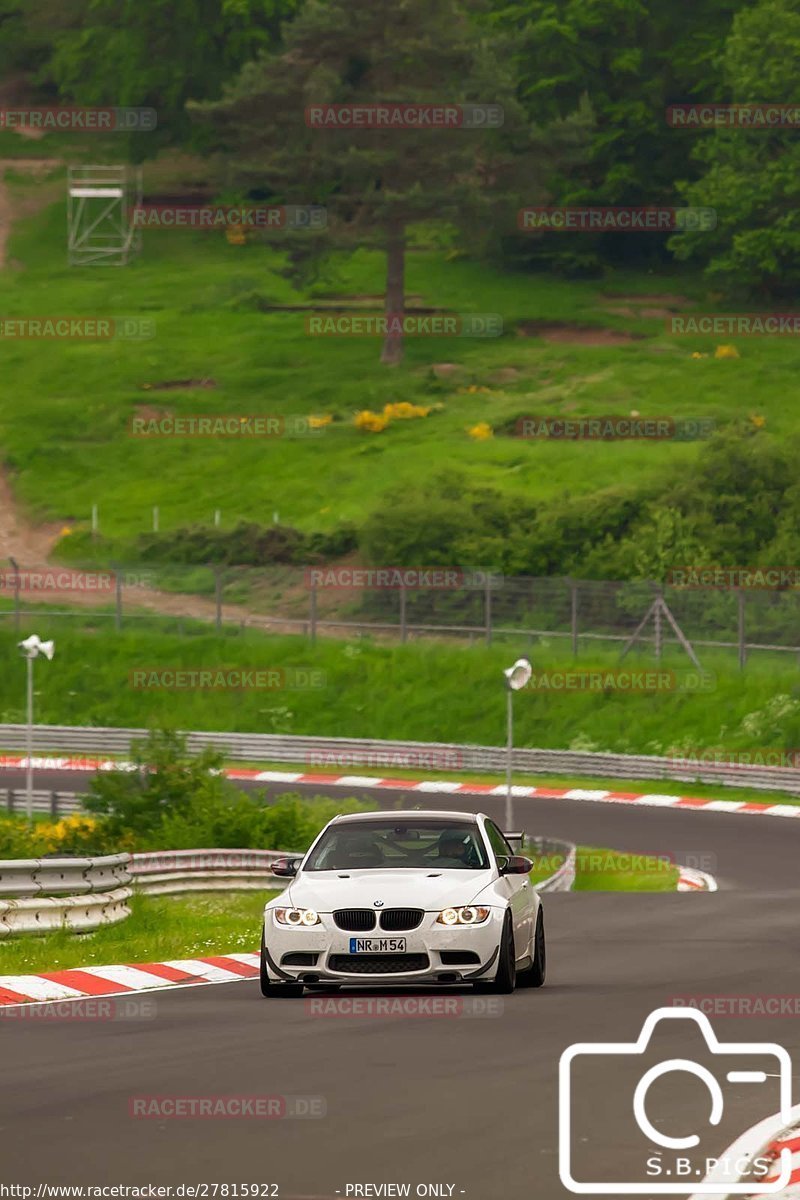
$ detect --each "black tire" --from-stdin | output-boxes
[517,908,546,988]
[260,929,304,998]
[486,911,516,994]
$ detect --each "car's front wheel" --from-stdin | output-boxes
[483,911,516,994]
[260,929,304,998]
[516,908,546,988]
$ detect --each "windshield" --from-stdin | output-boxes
[304,820,489,871]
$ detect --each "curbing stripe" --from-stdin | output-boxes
[3,752,800,818]
[0,954,259,1007]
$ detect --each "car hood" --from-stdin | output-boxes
[276,868,496,912]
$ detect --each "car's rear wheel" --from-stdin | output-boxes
[516,909,546,988]
[483,911,516,994]
[260,929,304,998]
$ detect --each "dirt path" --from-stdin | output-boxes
[0,471,321,634]
[0,145,62,268]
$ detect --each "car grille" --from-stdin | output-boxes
[328,954,429,975]
[379,908,424,931]
[439,950,481,965]
[333,909,376,932]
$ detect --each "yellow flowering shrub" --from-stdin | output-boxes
[308,414,333,429]
[714,344,740,359]
[382,402,431,420]
[36,814,101,854]
[468,422,493,440]
[355,410,389,432]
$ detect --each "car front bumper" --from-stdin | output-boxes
[263,908,505,985]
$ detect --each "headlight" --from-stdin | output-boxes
[274,908,321,927]
[436,906,491,926]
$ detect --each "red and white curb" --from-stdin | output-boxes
[676,865,717,892]
[2,754,800,820]
[0,952,260,1008]
[688,1105,800,1198]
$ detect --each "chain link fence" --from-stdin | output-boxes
[1,565,800,665]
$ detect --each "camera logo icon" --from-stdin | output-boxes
[559,1006,793,1194]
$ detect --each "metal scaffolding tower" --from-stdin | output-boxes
[67,165,142,266]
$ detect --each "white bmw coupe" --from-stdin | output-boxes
[259,809,545,996]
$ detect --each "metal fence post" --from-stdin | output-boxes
[485,576,492,646]
[738,590,747,670]
[6,788,14,813]
[9,555,20,633]
[215,565,222,633]
[50,791,58,818]
[654,588,663,660]
[399,583,407,643]
[113,566,122,631]
[309,580,317,646]
[570,580,578,658]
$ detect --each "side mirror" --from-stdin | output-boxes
[499,855,534,876]
[271,857,300,878]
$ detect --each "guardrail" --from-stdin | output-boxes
[0,725,798,794]
[131,849,287,895]
[0,852,133,938]
[2,788,82,816]
[526,837,577,893]
[0,888,133,938]
[0,853,131,898]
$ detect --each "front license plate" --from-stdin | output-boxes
[349,937,407,953]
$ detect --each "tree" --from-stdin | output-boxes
[670,0,800,297]
[45,0,301,159]
[485,0,739,274]
[192,0,588,364]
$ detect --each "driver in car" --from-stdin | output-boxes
[435,831,472,867]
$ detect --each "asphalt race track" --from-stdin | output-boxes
[1,766,799,1199]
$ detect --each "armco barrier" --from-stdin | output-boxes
[131,849,288,896]
[0,853,132,937]
[527,837,577,893]
[0,852,131,898]
[0,888,133,938]
[0,724,797,794]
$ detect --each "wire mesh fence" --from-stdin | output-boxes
[1,565,800,666]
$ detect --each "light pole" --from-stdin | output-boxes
[19,634,55,819]
[502,657,532,833]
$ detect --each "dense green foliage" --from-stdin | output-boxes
[4,0,793,293]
